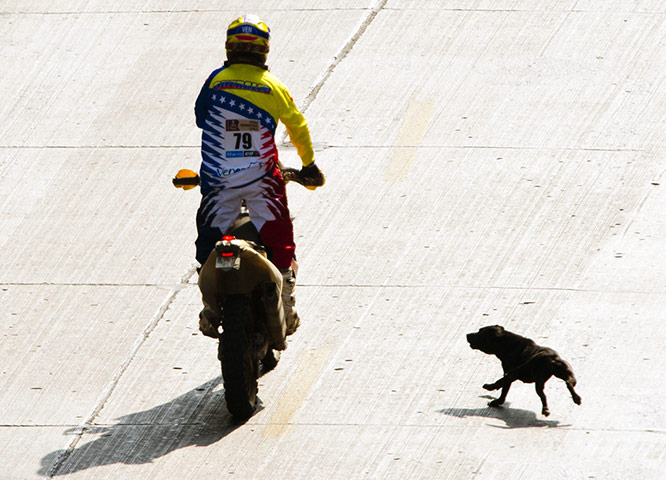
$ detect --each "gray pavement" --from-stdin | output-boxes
[1,1,665,479]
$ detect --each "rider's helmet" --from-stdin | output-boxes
[226,14,271,56]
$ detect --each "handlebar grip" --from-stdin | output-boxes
[173,169,200,190]
[281,168,301,184]
[172,176,200,186]
[282,167,325,189]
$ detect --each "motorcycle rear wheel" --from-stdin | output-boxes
[220,294,259,419]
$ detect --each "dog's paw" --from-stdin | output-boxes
[488,398,503,408]
[483,383,499,391]
[573,394,582,405]
[542,407,550,417]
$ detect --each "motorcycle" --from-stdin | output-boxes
[173,166,323,418]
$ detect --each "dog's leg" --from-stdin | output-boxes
[485,358,535,391]
[551,359,582,406]
[566,381,582,405]
[487,381,511,408]
[483,378,504,391]
[535,381,550,416]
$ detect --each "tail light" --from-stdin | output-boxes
[214,236,241,270]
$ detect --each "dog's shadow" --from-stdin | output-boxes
[438,396,567,429]
[38,376,256,477]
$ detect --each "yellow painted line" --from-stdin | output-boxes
[384,96,437,183]
[263,346,331,438]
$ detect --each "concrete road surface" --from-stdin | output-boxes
[1,1,665,479]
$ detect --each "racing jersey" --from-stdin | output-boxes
[195,63,314,193]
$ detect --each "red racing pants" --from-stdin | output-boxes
[195,169,295,269]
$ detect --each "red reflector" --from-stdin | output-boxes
[221,252,234,257]
[222,235,235,241]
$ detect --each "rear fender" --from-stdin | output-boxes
[198,239,287,349]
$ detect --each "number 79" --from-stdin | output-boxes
[233,133,253,149]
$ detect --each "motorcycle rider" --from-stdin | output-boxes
[194,14,324,337]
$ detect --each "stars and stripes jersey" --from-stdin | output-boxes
[195,63,314,193]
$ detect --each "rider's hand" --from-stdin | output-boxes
[299,162,325,188]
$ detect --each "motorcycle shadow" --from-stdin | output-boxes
[38,376,253,477]
[438,396,567,429]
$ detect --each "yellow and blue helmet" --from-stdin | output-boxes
[226,14,270,55]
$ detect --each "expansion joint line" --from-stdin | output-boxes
[300,0,388,114]
[280,0,388,145]
[46,267,198,477]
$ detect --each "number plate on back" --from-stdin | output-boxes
[216,254,240,270]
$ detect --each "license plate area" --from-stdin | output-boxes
[216,254,240,270]
[214,236,241,270]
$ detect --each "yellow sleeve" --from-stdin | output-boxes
[274,85,315,166]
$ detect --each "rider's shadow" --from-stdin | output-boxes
[438,396,566,429]
[38,376,248,477]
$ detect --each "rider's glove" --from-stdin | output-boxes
[299,162,325,188]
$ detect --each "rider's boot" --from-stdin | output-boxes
[280,267,300,335]
[199,306,221,339]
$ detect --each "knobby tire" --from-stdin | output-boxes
[220,294,259,419]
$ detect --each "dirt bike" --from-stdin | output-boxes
[173,166,323,418]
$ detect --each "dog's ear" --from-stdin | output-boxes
[491,325,505,336]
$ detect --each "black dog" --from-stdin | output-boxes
[467,325,581,416]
